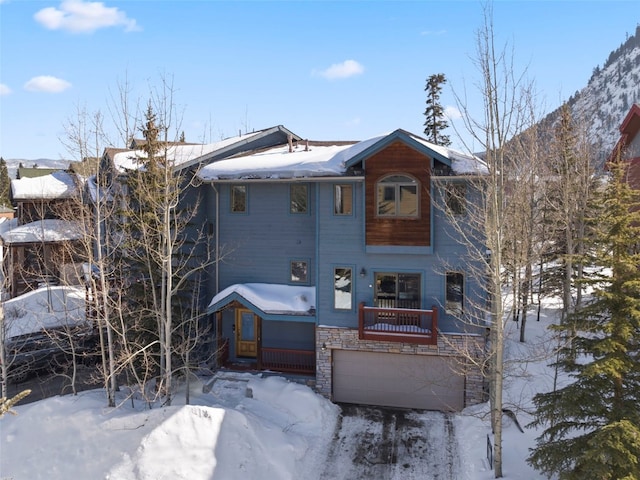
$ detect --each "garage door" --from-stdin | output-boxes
[332,350,465,411]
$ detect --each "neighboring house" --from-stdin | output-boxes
[16,167,60,180]
[197,128,489,411]
[609,103,640,188]
[1,171,85,298]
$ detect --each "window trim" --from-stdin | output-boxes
[290,259,309,284]
[373,271,422,309]
[289,183,309,214]
[230,184,248,214]
[375,174,420,218]
[333,184,354,216]
[445,271,464,315]
[333,266,354,311]
[446,183,466,216]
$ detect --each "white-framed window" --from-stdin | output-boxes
[376,174,419,217]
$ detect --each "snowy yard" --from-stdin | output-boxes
[0,300,562,479]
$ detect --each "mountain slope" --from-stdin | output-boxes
[543,24,640,163]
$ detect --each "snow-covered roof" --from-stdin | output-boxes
[197,139,378,181]
[208,283,316,316]
[0,219,83,245]
[411,135,489,175]
[11,171,80,200]
[4,285,87,338]
[112,130,268,173]
[197,130,488,181]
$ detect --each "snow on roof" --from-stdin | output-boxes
[197,137,382,181]
[197,131,488,181]
[208,283,316,315]
[11,171,80,200]
[410,135,489,175]
[112,131,266,172]
[4,285,87,338]
[0,219,83,244]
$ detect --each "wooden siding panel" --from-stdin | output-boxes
[365,141,431,247]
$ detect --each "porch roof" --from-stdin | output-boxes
[207,283,316,321]
[0,219,83,245]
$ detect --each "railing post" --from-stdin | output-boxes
[358,302,365,340]
[431,305,438,345]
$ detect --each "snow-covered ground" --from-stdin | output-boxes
[0,298,563,479]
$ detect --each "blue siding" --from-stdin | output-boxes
[208,182,317,290]
[315,180,486,333]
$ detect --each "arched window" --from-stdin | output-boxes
[376,174,419,217]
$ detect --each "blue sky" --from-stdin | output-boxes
[0,0,637,160]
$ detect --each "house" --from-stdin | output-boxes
[609,103,640,188]
[197,128,489,411]
[0,171,85,298]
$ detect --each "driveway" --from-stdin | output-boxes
[320,404,460,480]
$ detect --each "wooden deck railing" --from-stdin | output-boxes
[259,347,315,375]
[358,302,438,345]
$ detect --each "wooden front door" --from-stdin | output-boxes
[235,309,259,358]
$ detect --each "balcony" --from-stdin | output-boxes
[358,302,438,345]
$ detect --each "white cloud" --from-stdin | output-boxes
[24,75,72,93]
[444,105,462,121]
[0,84,12,95]
[34,0,140,33]
[314,60,364,80]
[345,117,361,127]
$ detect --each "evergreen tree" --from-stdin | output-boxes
[423,73,451,146]
[527,160,640,480]
[0,157,11,207]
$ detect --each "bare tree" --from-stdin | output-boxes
[113,78,215,406]
[62,105,121,406]
[443,5,531,477]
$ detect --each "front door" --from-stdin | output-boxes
[235,309,259,358]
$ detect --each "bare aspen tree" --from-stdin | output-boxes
[502,90,549,343]
[62,106,120,406]
[445,5,529,477]
[113,77,214,406]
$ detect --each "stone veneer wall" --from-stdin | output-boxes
[315,326,487,409]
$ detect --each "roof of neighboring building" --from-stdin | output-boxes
[609,103,640,163]
[0,219,83,244]
[17,167,60,179]
[11,171,80,200]
[196,129,487,181]
[110,126,302,173]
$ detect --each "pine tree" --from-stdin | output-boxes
[423,73,451,146]
[527,160,640,480]
[0,157,11,207]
